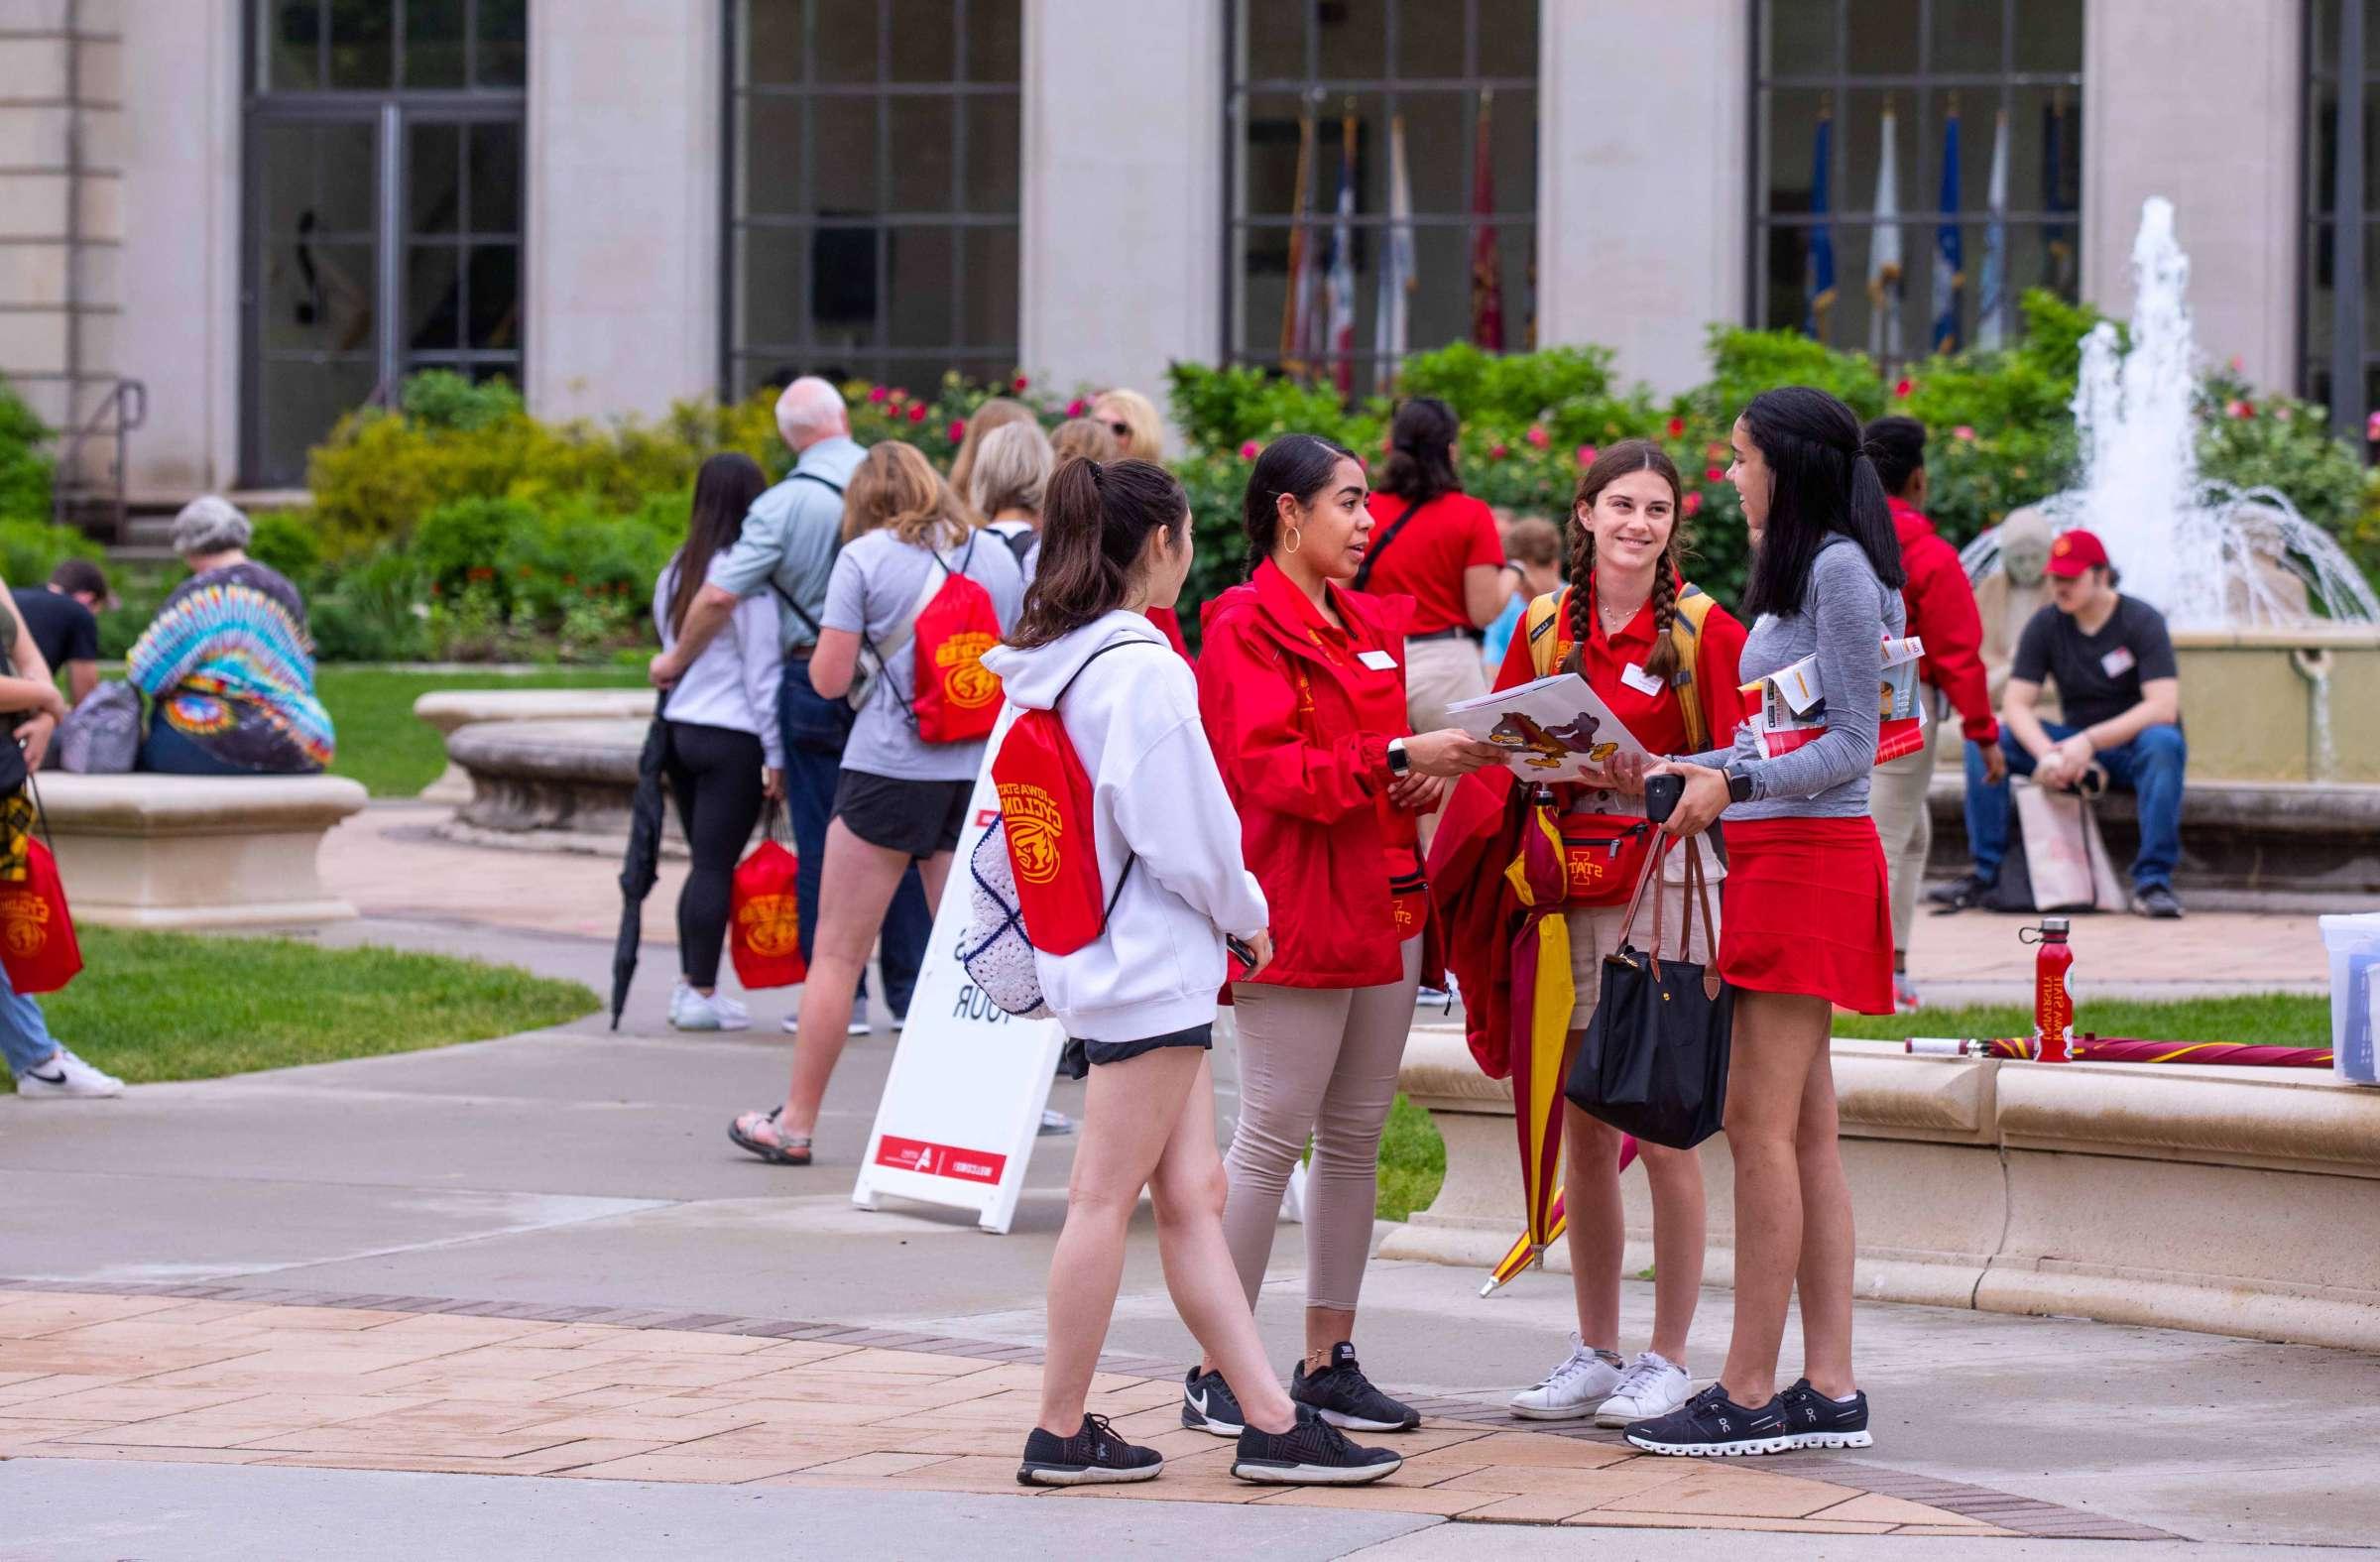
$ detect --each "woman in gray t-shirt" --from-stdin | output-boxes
[1625,388,1908,1461]
[731,442,1022,1168]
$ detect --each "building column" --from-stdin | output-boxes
[2082,0,2299,388]
[1016,0,1223,427]
[523,0,722,421]
[1536,0,1749,397]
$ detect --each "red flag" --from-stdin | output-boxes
[1470,91,1503,351]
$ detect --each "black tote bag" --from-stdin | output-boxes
[1564,834,1733,1150]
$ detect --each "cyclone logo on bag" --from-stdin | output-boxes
[0,891,49,960]
[937,632,1002,710]
[997,781,1065,886]
[736,894,800,958]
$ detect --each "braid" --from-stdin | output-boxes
[1566,522,1597,660]
[1643,565,1683,683]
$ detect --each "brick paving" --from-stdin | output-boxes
[0,1279,2175,1541]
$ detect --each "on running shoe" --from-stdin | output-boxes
[1623,1382,1793,1457]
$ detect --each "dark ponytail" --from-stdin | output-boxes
[1737,385,1907,620]
[1009,456,1188,650]
[1377,396,1461,505]
[1241,432,1360,579]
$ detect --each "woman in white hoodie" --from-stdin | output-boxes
[984,458,1402,1492]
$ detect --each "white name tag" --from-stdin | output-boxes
[1358,649,1398,671]
[1620,661,1667,697]
[2100,646,2137,678]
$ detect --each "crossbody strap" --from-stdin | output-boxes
[1351,497,1427,591]
[1052,636,1169,917]
[860,531,975,729]
[764,469,846,642]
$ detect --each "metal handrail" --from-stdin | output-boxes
[49,377,147,541]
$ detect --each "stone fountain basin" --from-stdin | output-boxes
[1387,1028,2380,1353]
[2168,625,2380,783]
[440,717,685,857]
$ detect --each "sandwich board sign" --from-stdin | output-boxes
[853,713,1066,1234]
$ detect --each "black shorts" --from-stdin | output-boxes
[1060,1022,1215,1082]
[833,770,973,859]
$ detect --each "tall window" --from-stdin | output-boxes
[1224,0,1539,394]
[726,0,1022,399]
[2305,0,2380,439]
[243,0,527,485]
[1753,0,2083,366]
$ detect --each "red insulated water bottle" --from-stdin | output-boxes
[2025,916,2075,1062]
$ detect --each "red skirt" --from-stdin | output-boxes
[1717,816,1894,1016]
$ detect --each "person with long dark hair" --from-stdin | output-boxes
[1186,433,1503,1440]
[988,458,1401,1490]
[654,453,783,1031]
[1624,387,1907,1459]
[1490,439,1748,1427]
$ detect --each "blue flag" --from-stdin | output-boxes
[1931,107,1963,352]
[1806,108,1837,338]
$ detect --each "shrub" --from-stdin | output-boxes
[400,370,526,431]
[0,517,101,590]
[0,379,53,525]
[247,509,324,582]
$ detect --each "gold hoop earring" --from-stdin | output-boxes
[1285,525,1304,554]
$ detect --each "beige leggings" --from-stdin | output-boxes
[1221,937,1422,1313]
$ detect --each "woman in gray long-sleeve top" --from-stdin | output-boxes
[1621,387,1908,1461]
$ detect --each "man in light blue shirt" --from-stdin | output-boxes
[650,377,928,1030]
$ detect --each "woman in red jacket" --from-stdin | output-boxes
[1488,440,1748,1430]
[1186,433,1502,1439]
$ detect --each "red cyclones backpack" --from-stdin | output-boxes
[986,641,1148,957]
[910,536,1005,744]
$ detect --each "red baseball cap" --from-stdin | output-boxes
[2045,528,2110,578]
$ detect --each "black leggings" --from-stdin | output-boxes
[662,721,768,989]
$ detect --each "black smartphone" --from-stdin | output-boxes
[1226,934,1259,978]
[1644,772,1685,825]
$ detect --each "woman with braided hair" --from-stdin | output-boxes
[1487,438,1749,1428]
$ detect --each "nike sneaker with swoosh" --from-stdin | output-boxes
[1181,1366,1244,1436]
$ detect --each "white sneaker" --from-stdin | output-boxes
[1595,1350,1693,1427]
[1507,1334,1624,1421]
[669,988,749,1032]
[846,997,872,1036]
[15,1046,123,1099]
[711,992,751,1027]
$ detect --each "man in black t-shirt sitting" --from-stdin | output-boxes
[1932,529,2188,918]
[11,558,110,709]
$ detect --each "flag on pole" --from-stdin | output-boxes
[1373,113,1414,394]
[1326,109,1359,399]
[1867,101,1903,362]
[2044,89,2076,294]
[1278,106,1318,377]
[1931,99,1964,353]
[1975,107,2010,350]
[1806,100,1838,339]
[1470,90,1503,351]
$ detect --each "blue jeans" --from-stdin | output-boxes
[140,722,257,775]
[0,963,60,1077]
[1964,721,2189,892]
[778,656,927,1016]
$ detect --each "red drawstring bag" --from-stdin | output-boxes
[0,839,82,995]
[991,707,1105,957]
[728,809,805,989]
[911,542,1005,744]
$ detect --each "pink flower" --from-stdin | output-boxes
[1239,439,1260,460]
[2229,355,2245,372]
[1665,417,1686,439]
[1524,423,1549,449]
[1894,378,1914,399]
[1576,443,1599,467]
[2274,404,2294,421]
[1683,491,1704,517]
[1705,465,1725,484]
[2227,399,2253,420]
[1065,398,1087,418]
[2365,410,2380,442]
[908,402,927,423]
[1953,424,1976,441]
[948,420,967,442]
[1489,442,1509,460]
[1706,440,1727,461]
[867,385,890,405]
[888,388,907,406]
[1012,374,1029,392]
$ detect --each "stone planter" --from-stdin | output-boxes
[1386,1028,2380,1352]
[441,717,680,857]
[414,688,658,803]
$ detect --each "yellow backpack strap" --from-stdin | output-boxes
[1523,588,1570,679]
[1665,585,1719,754]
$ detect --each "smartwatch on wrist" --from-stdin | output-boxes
[1726,767,1755,805]
[1386,738,1412,779]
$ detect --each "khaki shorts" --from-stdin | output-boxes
[1564,881,1719,1032]
[1403,635,1488,735]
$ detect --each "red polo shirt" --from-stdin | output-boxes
[1360,490,1504,635]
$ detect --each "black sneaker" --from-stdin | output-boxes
[1016,1413,1164,1487]
[2133,884,2185,919]
[1231,1404,1403,1485]
[1181,1365,1245,1437]
[1623,1382,1794,1457]
[1777,1378,1873,1450]
[1289,1342,1420,1432]
[1927,872,1994,913]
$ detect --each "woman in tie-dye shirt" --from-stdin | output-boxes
[128,497,334,775]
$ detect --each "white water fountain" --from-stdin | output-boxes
[1964,197,2380,631]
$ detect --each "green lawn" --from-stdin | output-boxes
[14,926,598,1086]
[317,665,649,797]
[1371,993,2333,1222]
